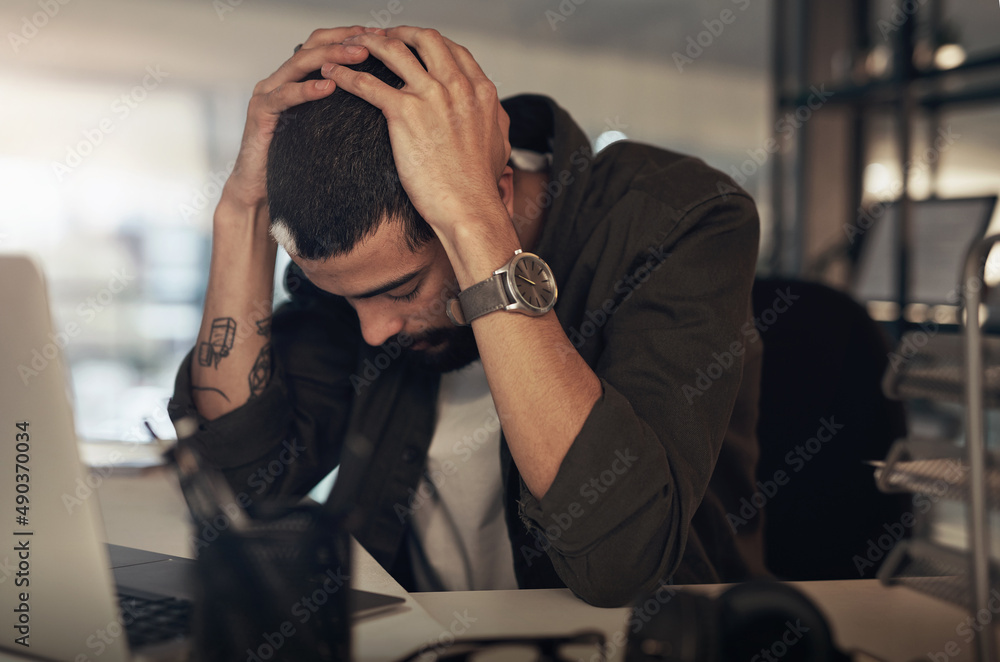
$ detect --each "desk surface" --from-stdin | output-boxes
[91,463,989,662]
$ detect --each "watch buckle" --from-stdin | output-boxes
[446,297,469,326]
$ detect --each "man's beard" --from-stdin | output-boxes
[401,324,480,373]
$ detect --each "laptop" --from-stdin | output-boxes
[0,254,402,661]
[852,195,998,321]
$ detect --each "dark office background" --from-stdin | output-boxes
[0,0,997,441]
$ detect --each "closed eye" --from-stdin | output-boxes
[387,287,420,303]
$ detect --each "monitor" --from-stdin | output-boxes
[853,196,997,307]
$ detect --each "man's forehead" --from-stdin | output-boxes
[291,224,431,297]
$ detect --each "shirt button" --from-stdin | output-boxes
[401,446,421,463]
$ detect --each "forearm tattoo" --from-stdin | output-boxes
[248,316,273,399]
[195,314,272,400]
[197,317,237,368]
[191,385,231,402]
[255,316,271,337]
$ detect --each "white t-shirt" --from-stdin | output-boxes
[407,360,519,591]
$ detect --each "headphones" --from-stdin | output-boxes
[625,581,855,662]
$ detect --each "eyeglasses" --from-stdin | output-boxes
[398,630,607,662]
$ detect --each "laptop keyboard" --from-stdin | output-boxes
[118,593,192,648]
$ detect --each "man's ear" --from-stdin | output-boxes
[498,165,515,219]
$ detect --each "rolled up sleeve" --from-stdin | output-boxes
[169,348,294,470]
[167,292,362,502]
[518,191,760,606]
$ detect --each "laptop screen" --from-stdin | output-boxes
[853,196,997,307]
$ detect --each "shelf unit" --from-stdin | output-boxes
[769,0,1000,339]
[878,235,1000,662]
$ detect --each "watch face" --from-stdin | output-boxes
[510,254,557,312]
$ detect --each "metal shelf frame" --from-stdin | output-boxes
[963,234,1000,662]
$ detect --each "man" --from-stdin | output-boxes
[168,25,766,607]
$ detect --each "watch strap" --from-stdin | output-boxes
[454,274,509,325]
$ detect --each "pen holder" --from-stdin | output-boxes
[190,501,351,662]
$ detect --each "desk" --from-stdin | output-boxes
[95,465,990,662]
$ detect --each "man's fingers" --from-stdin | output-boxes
[257,42,370,95]
[439,39,494,90]
[338,32,437,90]
[378,26,466,83]
[322,64,402,112]
[254,78,335,120]
[381,27,497,105]
[300,25,381,50]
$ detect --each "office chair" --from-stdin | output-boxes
[751,278,909,580]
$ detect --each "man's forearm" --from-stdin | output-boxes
[182,26,376,421]
[439,205,603,500]
[190,197,278,420]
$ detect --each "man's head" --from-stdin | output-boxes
[266,53,478,372]
[267,52,432,260]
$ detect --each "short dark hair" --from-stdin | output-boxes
[266,52,433,260]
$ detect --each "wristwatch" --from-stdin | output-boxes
[446,250,558,326]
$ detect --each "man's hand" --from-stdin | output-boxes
[222,26,380,215]
[321,27,513,250]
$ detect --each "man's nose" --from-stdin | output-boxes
[355,303,405,347]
